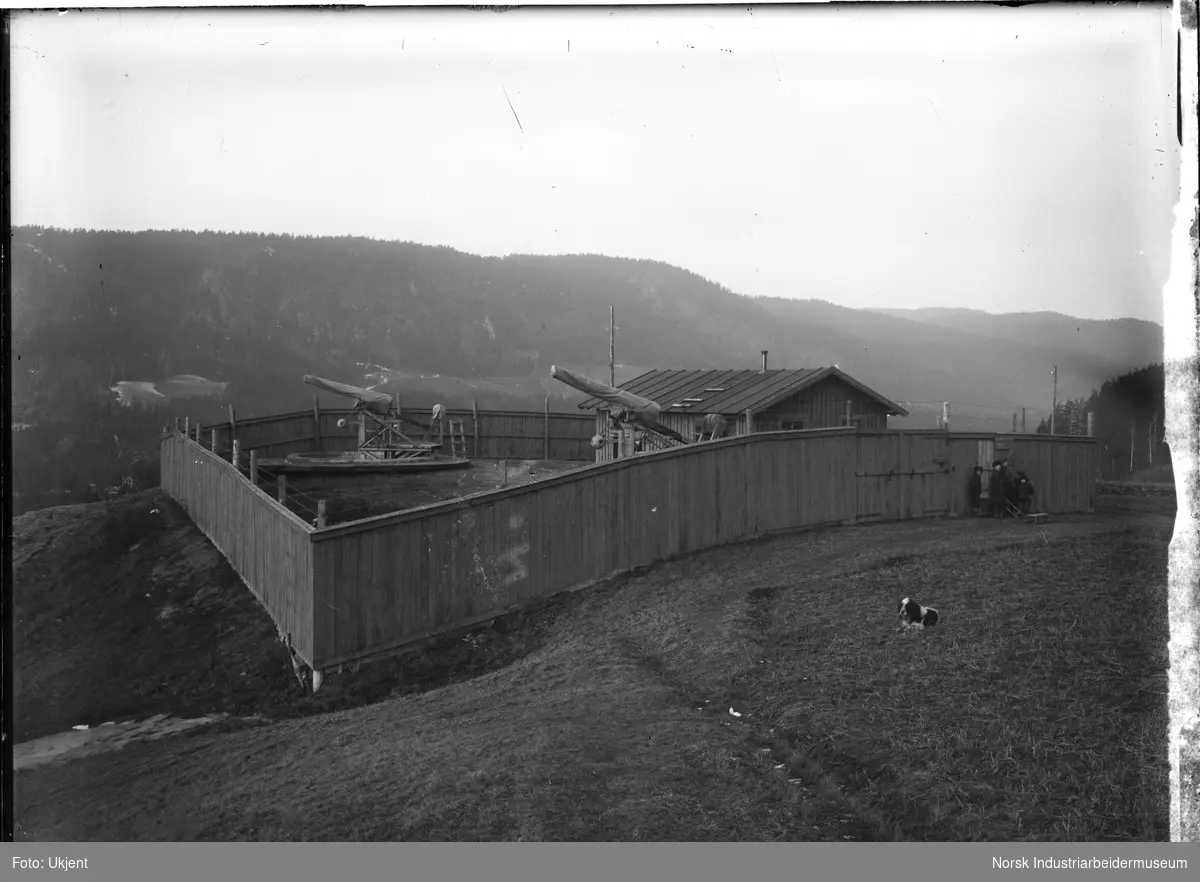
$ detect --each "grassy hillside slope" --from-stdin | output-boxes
[14,493,1172,842]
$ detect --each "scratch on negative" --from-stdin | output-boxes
[503,87,524,134]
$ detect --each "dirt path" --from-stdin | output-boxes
[14,714,269,771]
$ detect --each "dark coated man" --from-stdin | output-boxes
[968,466,984,516]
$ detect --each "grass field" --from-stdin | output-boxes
[1123,465,1175,485]
[13,488,1174,841]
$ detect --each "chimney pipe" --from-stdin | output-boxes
[761,350,768,372]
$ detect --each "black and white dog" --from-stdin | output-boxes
[898,597,939,629]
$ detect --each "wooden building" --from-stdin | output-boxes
[577,365,910,462]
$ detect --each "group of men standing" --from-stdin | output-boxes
[967,460,1035,518]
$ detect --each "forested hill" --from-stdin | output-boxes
[13,226,780,424]
[12,226,1164,513]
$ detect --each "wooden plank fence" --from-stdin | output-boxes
[306,429,861,669]
[161,423,1099,677]
[857,431,1099,519]
[201,407,596,463]
[995,433,1100,514]
[160,430,317,666]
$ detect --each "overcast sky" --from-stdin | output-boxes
[11,3,1179,324]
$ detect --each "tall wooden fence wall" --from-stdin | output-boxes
[858,430,1100,518]
[201,408,596,463]
[160,431,317,666]
[995,433,1100,514]
[161,424,1100,672]
[307,428,860,669]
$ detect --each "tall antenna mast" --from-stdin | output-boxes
[609,305,615,388]
[1051,365,1058,435]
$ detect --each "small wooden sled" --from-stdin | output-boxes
[1025,512,1050,525]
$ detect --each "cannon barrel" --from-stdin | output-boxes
[550,365,689,445]
[549,365,663,421]
[304,374,393,416]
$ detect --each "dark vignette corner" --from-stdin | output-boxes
[2,6,15,846]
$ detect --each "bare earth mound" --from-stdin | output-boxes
[14,490,1172,842]
[12,491,574,745]
[266,458,586,525]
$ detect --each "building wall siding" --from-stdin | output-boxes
[590,376,894,461]
[756,377,890,432]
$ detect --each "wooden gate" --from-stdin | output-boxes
[856,432,951,522]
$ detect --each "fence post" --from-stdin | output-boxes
[1022,408,1027,433]
[211,428,217,451]
[745,408,754,435]
[184,416,190,437]
[1087,411,1095,437]
[277,475,288,505]
[250,450,258,487]
[942,402,949,432]
[173,417,180,434]
[316,499,327,529]
[195,422,202,444]
[1013,413,1017,433]
[313,395,322,452]
[232,439,240,472]
[544,396,550,460]
[473,398,480,459]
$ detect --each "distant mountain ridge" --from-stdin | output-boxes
[13,227,1162,417]
[868,306,1162,366]
[11,226,1163,511]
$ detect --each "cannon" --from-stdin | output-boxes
[304,374,439,460]
[550,365,689,447]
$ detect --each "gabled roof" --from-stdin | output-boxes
[575,367,909,417]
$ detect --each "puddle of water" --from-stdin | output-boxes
[14,713,268,771]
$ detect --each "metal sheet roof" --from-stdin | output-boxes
[575,367,909,417]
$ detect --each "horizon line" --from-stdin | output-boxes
[13,223,1164,328]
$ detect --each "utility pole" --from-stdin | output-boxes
[609,305,615,388]
[1050,366,1058,435]
[1149,411,1157,464]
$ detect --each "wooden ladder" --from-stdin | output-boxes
[448,419,469,459]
